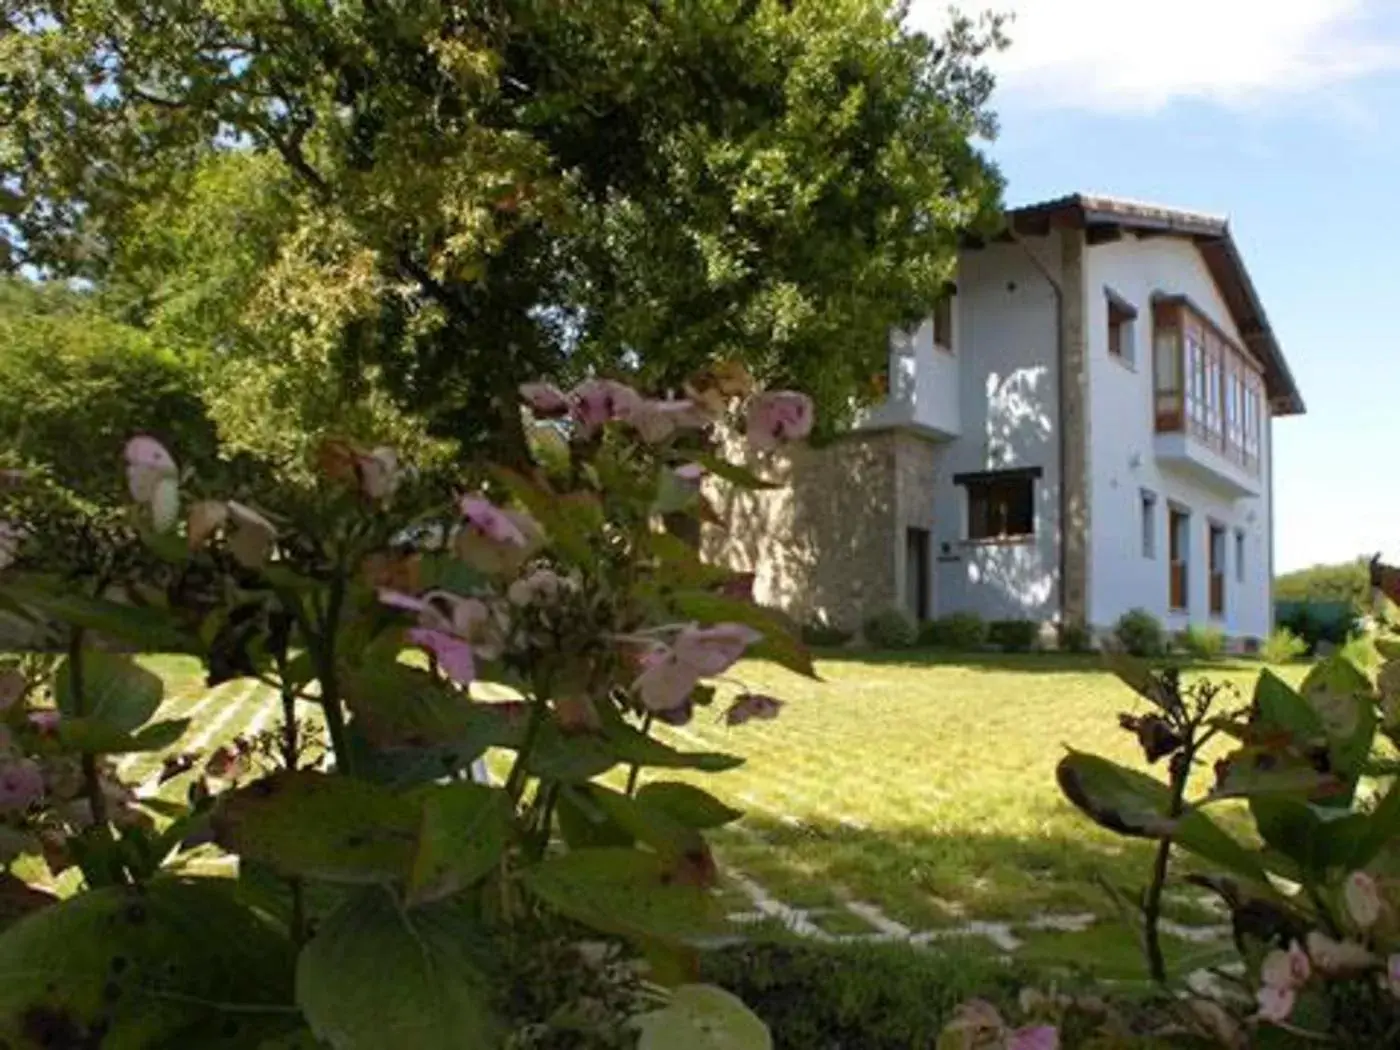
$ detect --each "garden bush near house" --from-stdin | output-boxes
[1178,623,1225,660]
[921,611,989,651]
[800,618,853,648]
[1113,608,1166,657]
[1260,626,1308,665]
[0,371,815,1046]
[987,619,1039,653]
[1056,620,1094,654]
[1276,602,1356,655]
[701,939,1025,1050]
[862,608,917,649]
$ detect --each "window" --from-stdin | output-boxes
[1209,523,1226,618]
[1235,529,1246,583]
[1152,296,1264,475]
[956,468,1040,542]
[1169,506,1190,611]
[1140,489,1157,559]
[932,296,954,352]
[1106,289,1137,364]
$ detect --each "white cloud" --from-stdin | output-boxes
[908,0,1400,112]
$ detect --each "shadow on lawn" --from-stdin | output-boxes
[807,649,1267,676]
[726,812,1220,933]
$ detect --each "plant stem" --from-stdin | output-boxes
[315,567,353,775]
[625,713,654,796]
[66,630,109,831]
[1143,750,1191,985]
[505,700,548,804]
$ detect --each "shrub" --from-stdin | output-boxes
[1114,607,1165,657]
[1260,627,1308,664]
[987,619,1038,652]
[1057,620,1093,653]
[930,611,988,650]
[862,608,917,649]
[701,939,1024,1050]
[801,618,853,648]
[1179,623,1226,660]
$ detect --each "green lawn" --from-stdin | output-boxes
[131,650,1304,982]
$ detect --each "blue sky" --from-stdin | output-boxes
[908,0,1400,573]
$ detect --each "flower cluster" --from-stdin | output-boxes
[939,999,1058,1050]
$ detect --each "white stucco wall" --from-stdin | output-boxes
[1083,233,1272,640]
[928,234,1063,622]
[862,317,961,437]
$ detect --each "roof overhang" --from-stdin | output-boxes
[1000,193,1305,416]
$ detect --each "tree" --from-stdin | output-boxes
[2,0,1006,459]
[1274,559,1372,606]
[0,279,221,505]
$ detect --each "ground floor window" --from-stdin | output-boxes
[956,467,1041,543]
[1140,489,1157,559]
[904,527,931,621]
[1209,522,1227,618]
[1168,505,1190,611]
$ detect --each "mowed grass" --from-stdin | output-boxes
[127,650,1305,979]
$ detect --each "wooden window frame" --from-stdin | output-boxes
[1106,287,1137,365]
[1168,504,1190,612]
[955,467,1041,545]
[932,295,955,354]
[1208,521,1227,619]
[1152,296,1263,476]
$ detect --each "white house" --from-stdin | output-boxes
[707,193,1305,645]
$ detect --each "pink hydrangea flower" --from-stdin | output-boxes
[0,759,44,812]
[1307,930,1376,975]
[1345,871,1383,929]
[633,647,701,713]
[673,623,764,676]
[724,693,784,726]
[124,435,180,532]
[186,500,229,551]
[356,447,400,500]
[459,495,528,547]
[745,391,814,451]
[1255,984,1295,1024]
[571,379,642,437]
[519,382,571,418]
[674,462,705,483]
[1009,1027,1059,1050]
[406,627,476,686]
[27,710,59,734]
[507,568,566,607]
[226,501,277,568]
[1261,941,1311,990]
[1388,954,1400,999]
[624,398,711,443]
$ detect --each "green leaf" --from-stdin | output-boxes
[1375,638,1400,662]
[526,848,725,943]
[645,533,734,590]
[342,661,522,752]
[690,453,779,491]
[584,784,706,862]
[1056,751,1268,882]
[0,577,195,652]
[57,716,189,754]
[1250,797,1374,877]
[211,771,418,883]
[598,705,744,773]
[635,984,773,1050]
[1253,670,1325,741]
[669,591,815,679]
[1204,745,1343,803]
[1348,775,1400,870]
[0,879,296,1047]
[492,466,599,565]
[296,889,501,1050]
[556,786,636,850]
[415,554,488,597]
[636,782,743,829]
[1102,653,1169,707]
[406,783,513,906]
[1299,656,1376,782]
[54,652,163,731]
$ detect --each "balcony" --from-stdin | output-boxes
[1152,297,1263,499]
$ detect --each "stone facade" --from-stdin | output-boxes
[704,430,939,632]
[1059,229,1091,627]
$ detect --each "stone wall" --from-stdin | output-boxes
[705,429,941,632]
[704,432,903,631]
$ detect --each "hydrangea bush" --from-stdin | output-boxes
[1050,601,1400,1048]
[0,366,818,1047]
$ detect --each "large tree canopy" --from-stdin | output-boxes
[1,0,1005,456]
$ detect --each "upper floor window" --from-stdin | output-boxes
[956,467,1040,543]
[1106,288,1137,365]
[932,295,954,353]
[1152,296,1263,475]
